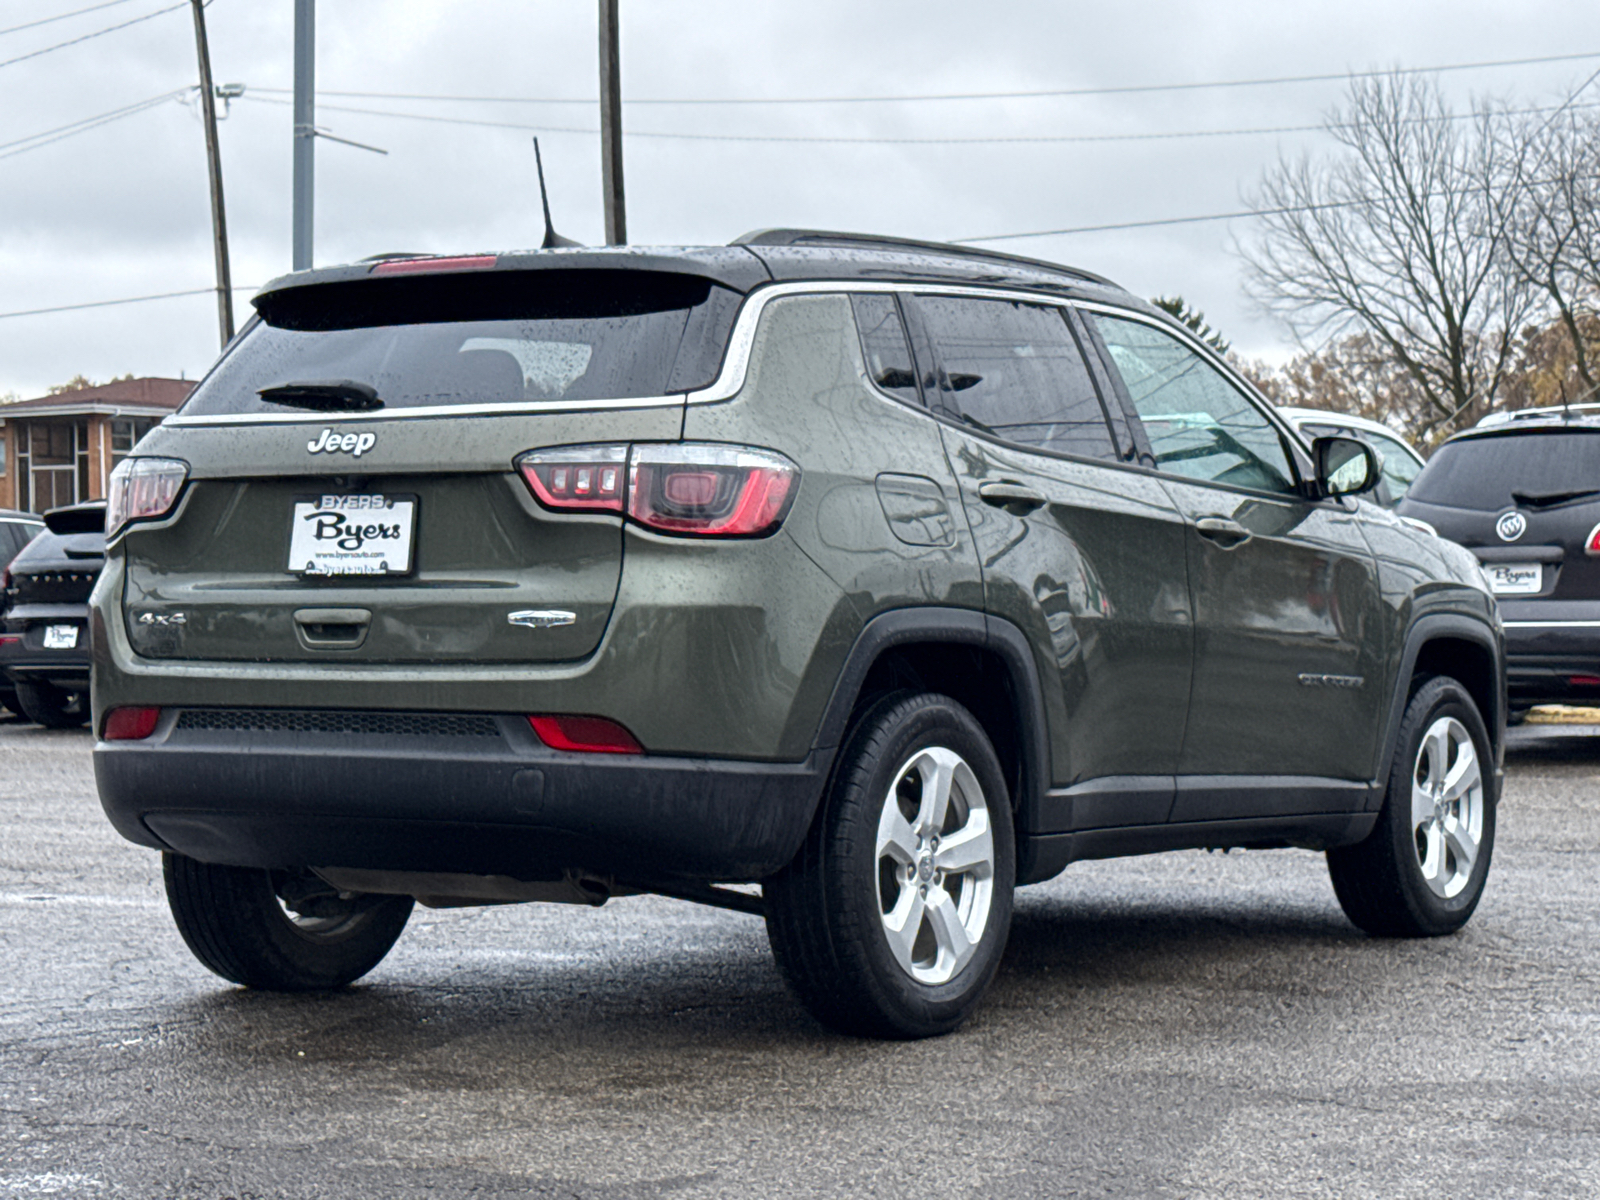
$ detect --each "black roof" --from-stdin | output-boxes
[252,230,1135,310]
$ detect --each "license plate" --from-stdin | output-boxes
[42,625,79,650]
[288,494,416,576]
[1487,562,1542,595]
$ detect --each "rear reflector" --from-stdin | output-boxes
[1570,675,1600,688]
[371,255,497,275]
[104,707,161,740]
[528,714,642,754]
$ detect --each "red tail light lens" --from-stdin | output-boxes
[517,446,628,512]
[628,444,798,537]
[103,706,161,740]
[371,255,497,275]
[106,457,188,538]
[1586,522,1600,555]
[516,443,800,537]
[528,714,642,754]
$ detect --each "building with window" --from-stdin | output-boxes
[0,377,193,513]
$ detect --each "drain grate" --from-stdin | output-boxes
[174,709,502,738]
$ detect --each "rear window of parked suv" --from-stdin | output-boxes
[181,269,743,416]
[1408,430,1600,508]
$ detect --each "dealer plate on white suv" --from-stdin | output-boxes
[288,494,416,576]
[1486,562,1542,595]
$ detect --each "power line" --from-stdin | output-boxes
[246,48,1600,108]
[237,93,1600,149]
[0,0,139,38]
[0,87,187,160]
[0,284,256,322]
[0,0,188,72]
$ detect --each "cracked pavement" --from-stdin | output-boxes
[1,716,1597,1198]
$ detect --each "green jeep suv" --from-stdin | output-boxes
[92,230,1504,1038]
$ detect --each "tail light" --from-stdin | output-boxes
[517,445,627,512]
[106,458,188,538]
[1585,522,1600,555]
[103,706,161,740]
[516,443,798,538]
[528,714,642,754]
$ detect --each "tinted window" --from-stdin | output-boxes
[182,270,742,416]
[1299,422,1422,502]
[914,295,1116,460]
[1092,314,1296,493]
[850,294,921,405]
[1408,432,1600,508]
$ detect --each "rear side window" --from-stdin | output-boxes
[1408,432,1600,508]
[182,270,742,416]
[1091,313,1296,494]
[912,295,1117,460]
[850,294,921,405]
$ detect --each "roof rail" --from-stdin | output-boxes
[1475,402,1600,428]
[731,228,1114,287]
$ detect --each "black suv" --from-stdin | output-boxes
[92,231,1504,1038]
[2,502,102,727]
[1399,406,1600,714]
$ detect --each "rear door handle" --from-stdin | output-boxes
[1195,517,1252,548]
[978,481,1047,515]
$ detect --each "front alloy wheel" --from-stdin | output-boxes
[765,692,1015,1039]
[1328,675,1496,937]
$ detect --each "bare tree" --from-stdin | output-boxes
[1491,104,1600,396]
[1239,74,1541,440]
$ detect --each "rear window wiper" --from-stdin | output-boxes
[1510,488,1600,509]
[258,380,383,412]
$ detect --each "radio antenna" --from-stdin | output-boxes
[533,137,579,249]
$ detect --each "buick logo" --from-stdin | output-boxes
[307,428,376,457]
[1495,511,1527,542]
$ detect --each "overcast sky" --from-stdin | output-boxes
[1,0,1597,398]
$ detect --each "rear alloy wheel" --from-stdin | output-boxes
[765,692,1015,1038]
[1328,676,1496,936]
[164,853,413,991]
[15,681,88,729]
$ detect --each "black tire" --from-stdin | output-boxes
[163,853,413,991]
[1327,676,1496,937]
[15,681,88,729]
[0,689,18,717]
[765,692,1016,1039]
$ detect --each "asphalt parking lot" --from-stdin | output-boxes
[1,715,1596,1199]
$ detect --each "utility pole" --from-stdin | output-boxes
[189,0,233,345]
[598,0,625,244]
[292,0,315,270]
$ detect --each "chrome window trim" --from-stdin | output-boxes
[164,279,1120,428]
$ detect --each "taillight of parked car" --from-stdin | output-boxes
[1586,522,1600,555]
[103,706,161,740]
[516,443,798,538]
[106,458,189,538]
[517,445,628,512]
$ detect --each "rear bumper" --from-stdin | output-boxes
[94,710,829,882]
[1501,609,1600,705]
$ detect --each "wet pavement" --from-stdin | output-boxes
[1,715,1597,1198]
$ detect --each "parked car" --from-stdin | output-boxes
[1399,404,1600,715]
[0,508,47,715]
[1,502,104,728]
[1277,407,1426,508]
[92,231,1503,1038]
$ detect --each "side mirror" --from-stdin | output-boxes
[1311,435,1380,499]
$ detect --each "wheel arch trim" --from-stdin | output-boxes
[1376,614,1506,808]
[809,607,1052,836]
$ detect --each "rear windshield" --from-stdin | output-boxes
[181,269,743,416]
[1408,431,1600,508]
